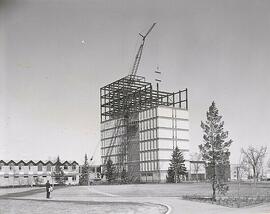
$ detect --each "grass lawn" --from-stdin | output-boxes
[79,182,270,197]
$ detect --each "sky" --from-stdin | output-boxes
[0,0,270,164]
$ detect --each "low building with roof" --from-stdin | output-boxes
[0,159,79,187]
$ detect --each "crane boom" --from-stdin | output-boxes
[141,22,156,40]
[130,23,156,76]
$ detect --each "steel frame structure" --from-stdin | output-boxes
[100,75,188,122]
[100,74,188,182]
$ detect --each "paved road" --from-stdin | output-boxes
[5,185,270,214]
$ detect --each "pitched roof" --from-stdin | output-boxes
[0,160,79,166]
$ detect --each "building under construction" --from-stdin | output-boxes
[100,75,189,182]
[100,23,190,182]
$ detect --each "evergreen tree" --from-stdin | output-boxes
[199,102,232,201]
[166,146,187,183]
[120,168,128,184]
[79,154,90,185]
[166,166,175,183]
[53,156,65,185]
[105,159,116,183]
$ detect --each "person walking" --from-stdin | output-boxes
[45,180,51,199]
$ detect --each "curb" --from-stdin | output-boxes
[162,203,172,214]
[149,202,171,214]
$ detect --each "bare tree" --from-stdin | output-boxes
[190,152,203,182]
[241,146,267,183]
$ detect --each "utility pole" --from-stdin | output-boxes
[155,66,161,91]
[155,66,161,108]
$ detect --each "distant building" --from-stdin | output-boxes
[189,160,206,181]
[230,163,270,181]
[230,164,249,181]
[264,167,270,180]
[0,160,79,187]
[230,164,240,181]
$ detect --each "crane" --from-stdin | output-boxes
[103,23,156,181]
